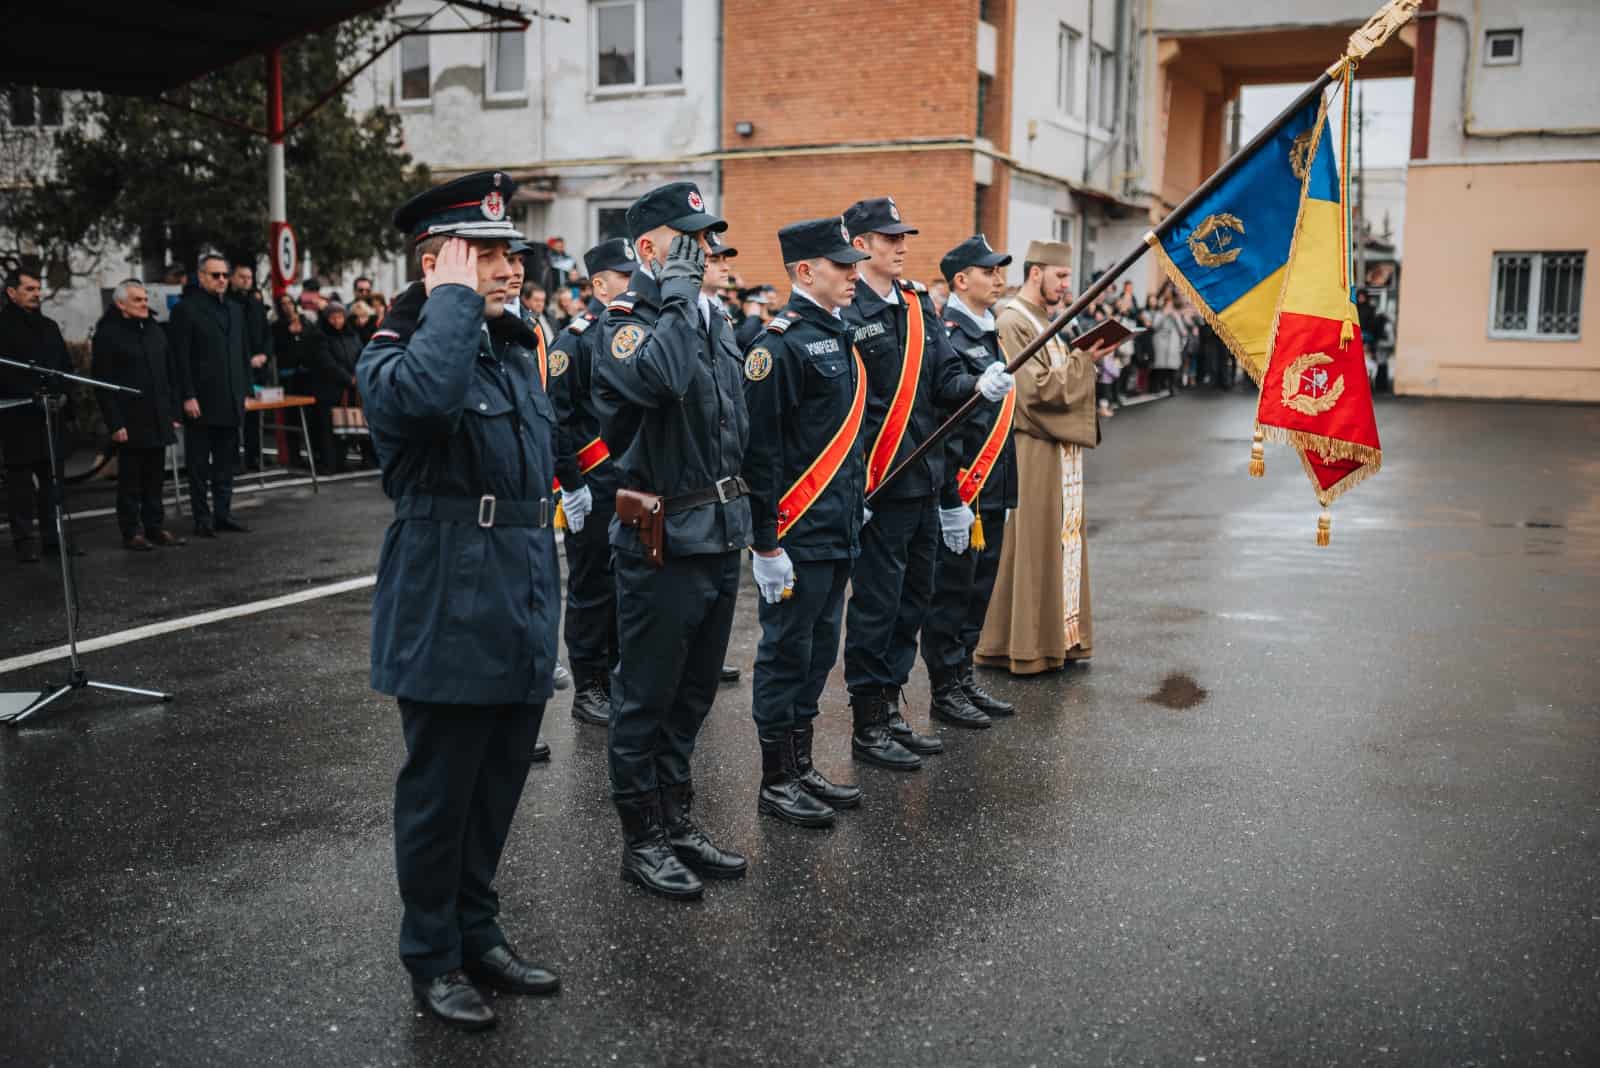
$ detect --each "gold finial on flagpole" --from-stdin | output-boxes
[1249,427,1266,478]
[1327,0,1422,76]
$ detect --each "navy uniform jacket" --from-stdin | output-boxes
[357,282,560,707]
[741,294,864,563]
[547,297,619,501]
[593,266,752,559]
[845,278,977,502]
[941,302,1019,510]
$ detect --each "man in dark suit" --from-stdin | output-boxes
[169,251,251,536]
[0,265,79,562]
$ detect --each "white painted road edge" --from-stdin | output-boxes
[0,575,377,678]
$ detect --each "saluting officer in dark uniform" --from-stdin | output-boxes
[921,235,1019,726]
[593,182,752,901]
[547,238,634,725]
[839,196,1015,769]
[358,171,561,1031]
[742,217,870,828]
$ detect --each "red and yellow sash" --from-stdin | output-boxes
[577,436,610,474]
[778,350,867,539]
[533,321,548,389]
[864,286,924,495]
[955,388,1016,506]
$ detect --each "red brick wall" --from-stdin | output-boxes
[721,151,977,295]
[720,0,983,291]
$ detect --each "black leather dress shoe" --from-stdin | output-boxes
[213,517,250,533]
[569,673,610,726]
[719,664,741,683]
[531,738,551,762]
[412,970,496,1031]
[464,945,559,995]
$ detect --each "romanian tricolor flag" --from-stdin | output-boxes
[1255,70,1382,544]
[1146,95,1333,384]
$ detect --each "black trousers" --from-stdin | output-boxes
[116,446,168,538]
[310,398,341,473]
[608,549,740,800]
[242,410,261,468]
[183,423,238,527]
[5,459,56,546]
[394,698,545,980]
[752,557,851,737]
[561,492,618,678]
[921,505,1006,675]
[843,496,938,696]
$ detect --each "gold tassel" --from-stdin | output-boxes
[971,512,986,552]
[1340,317,1355,349]
[1248,427,1266,478]
[1315,508,1331,547]
[553,497,567,531]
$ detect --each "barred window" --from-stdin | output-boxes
[1490,251,1584,339]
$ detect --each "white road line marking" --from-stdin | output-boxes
[0,575,377,677]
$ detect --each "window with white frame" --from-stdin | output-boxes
[398,21,431,102]
[1089,44,1117,129]
[1057,24,1081,117]
[593,0,683,91]
[1490,251,1584,339]
[487,26,528,98]
[1053,212,1077,248]
[1484,28,1521,66]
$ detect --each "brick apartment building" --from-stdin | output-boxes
[720,0,996,288]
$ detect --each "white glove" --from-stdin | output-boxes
[862,505,873,527]
[977,361,1016,402]
[752,549,795,605]
[562,484,593,533]
[939,504,973,554]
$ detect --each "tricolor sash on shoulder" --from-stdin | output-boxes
[577,436,610,474]
[955,387,1016,506]
[778,350,867,539]
[865,286,924,494]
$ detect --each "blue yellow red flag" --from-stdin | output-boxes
[1146,96,1335,384]
[1255,72,1382,543]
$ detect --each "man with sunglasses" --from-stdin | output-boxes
[170,251,252,537]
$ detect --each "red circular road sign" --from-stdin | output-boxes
[271,222,298,289]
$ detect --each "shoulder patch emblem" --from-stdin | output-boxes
[611,323,646,359]
[766,316,792,334]
[550,349,570,377]
[744,347,773,382]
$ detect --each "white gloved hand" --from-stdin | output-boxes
[562,484,593,533]
[862,505,874,527]
[939,504,974,554]
[976,360,1016,402]
[752,549,795,605]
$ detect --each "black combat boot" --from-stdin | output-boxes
[757,734,837,828]
[850,691,922,771]
[569,668,609,726]
[886,688,944,754]
[959,661,1015,717]
[791,722,861,809]
[929,671,991,729]
[662,782,748,879]
[616,795,703,900]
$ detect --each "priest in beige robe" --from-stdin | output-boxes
[976,240,1109,676]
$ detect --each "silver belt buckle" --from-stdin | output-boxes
[477,494,497,528]
[715,477,736,504]
[541,497,551,528]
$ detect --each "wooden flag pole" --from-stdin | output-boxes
[865,0,1418,505]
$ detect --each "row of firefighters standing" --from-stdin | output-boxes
[359,171,1101,1029]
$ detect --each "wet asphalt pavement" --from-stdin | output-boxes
[1,391,1596,1067]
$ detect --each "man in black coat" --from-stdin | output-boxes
[92,280,187,550]
[229,264,273,471]
[0,266,78,563]
[170,252,251,536]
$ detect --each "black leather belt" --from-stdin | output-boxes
[396,494,552,528]
[662,476,749,515]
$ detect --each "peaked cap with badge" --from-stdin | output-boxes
[842,196,918,239]
[393,170,526,243]
[623,181,728,241]
[940,234,1012,282]
[583,237,637,278]
[779,216,870,265]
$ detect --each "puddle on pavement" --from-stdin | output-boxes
[1146,672,1209,710]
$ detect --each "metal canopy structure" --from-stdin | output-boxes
[3,3,390,96]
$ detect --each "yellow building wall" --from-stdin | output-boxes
[1394,161,1600,402]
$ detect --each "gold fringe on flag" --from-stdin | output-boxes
[1249,426,1266,478]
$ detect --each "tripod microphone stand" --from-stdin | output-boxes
[0,355,173,725]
